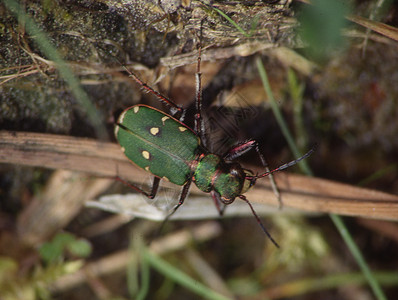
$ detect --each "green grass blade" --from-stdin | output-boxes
[256,57,387,300]
[330,214,387,300]
[357,164,397,187]
[210,6,251,38]
[288,69,308,151]
[129,236,150,300]
[255,57,313,175]
[143,248,231,300]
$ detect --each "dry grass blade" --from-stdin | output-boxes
[1,131,398,220]
[247,174,398,221]
[347,14,398,42]
[0,131,131,178]
[17,170,112,247]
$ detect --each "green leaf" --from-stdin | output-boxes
[66,239,92,258]
[39,242,64,263]
[299,0,350,59]
[0,256,18,283]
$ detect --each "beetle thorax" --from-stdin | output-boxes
[193,154,249,202]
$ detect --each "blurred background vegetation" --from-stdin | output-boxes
[1,0,398,299]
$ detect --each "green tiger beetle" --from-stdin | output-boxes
[114,48,313,247]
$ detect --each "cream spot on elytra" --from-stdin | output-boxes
[142,150,150,160]
[150,127,160,135]
[161,116,169,124]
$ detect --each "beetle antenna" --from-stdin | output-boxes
[239,195,279,248]
[248,148,315,179]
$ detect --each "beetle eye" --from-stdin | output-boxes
[241,178,252,194]
[243,169,254,178]
[241,169,256,194]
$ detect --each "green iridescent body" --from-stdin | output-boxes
[114,49,312,248]
[193,154,249,201]
[115,104,252,201]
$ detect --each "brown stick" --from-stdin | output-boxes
[1,130,398,220]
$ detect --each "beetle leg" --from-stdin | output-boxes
[211,190,227,216]
[194,44,208,148]
[115,176,160,199]
[121,66,184,119]
[252,144,282,209]
[222,139,257,160]
[155,179,192,235]
[164,178,192,220]
[239,195,280,248]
